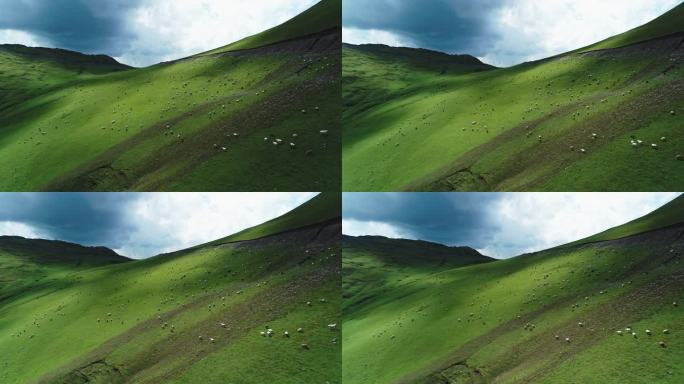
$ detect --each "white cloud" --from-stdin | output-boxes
[0,221,50,239]
[485,192,680,257]
[342,219,415,240]
[485,0,682,66]
[0,29,49,47]
[119,0,318,66]
[116,192,316,258]
[342,27,413,47]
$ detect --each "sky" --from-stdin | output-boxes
[343,192,681,259]
[343,0,683,67]
[0,0,318,67]
[0,192,317,259]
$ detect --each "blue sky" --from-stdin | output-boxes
[343,193,681,259]
[343,0,682,66]
[0,0,318,67]
[0,192,316,259]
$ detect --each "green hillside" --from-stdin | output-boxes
[202,0,341,54]
[343,3,684,191]
[0,0,340,192]
[577,3,684,53]
[0,194,341,384]
[343,196,684,383]
[210,192,341,244]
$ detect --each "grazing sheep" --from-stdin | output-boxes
[210,337,216,343]
[592,133,598,139]
[220,322,226,328]
[199,336,204,340]
[632,332,638,338]
[674,302,678,307]
[555,335,560,340]
[651,144,658,149]
[306,301,312,306]
[328,324,337,330]
[645,329,652,335]
[659,341,667,348]
[580,149,586,154]
[676,155,683,161]
[661,137,667,142]
[301,343,310,350]
[320,130,329,135]
[578,322,584,327]
[284,331,290,337]
[290,143,296,148]
[616,331,623,335]
[663,329,670,334]
[260,331,266,337]
[297,328,303,333]
[565,337,571,343]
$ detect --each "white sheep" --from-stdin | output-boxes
[284,331,290,337]
[328,323,337,330]
[297,328,303,333]
[645,329,652,335]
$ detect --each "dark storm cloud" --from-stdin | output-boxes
[0,193,140,249]
[0,0,139,56]
[343,0,501,56]
[342,193,502,248]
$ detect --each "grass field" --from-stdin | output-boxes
[0,193,341,384]
[0,0,341,192]
[342,195,684,383]
[342,3,684,191]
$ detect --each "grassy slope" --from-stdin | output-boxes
[208,192,341,244]
[343,198,684,384]
[568,194,684,245]
[576,2,684,52]
[342,3,684,191]
[0,194,341,384]
[201,0,341,54]
[0,0,340,192]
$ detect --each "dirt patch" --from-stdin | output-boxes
[57,360,124,384]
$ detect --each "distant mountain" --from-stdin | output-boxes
[345,43,495,72]
[0,44,130,72]
[0,236,128,266]
[343,235,493,268]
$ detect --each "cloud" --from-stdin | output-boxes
[342,219,415,240]
[342,192,681,259]
[0,0,318,67]
[342,0,682,67]
[0,192,316,259]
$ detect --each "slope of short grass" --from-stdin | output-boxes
[0,0,340,192]
[342,5,684,192]
[343,228,684,384]
[0,199,341,384]
[213,192,341,244]
[576,2,684,53]
[201,0,340,54]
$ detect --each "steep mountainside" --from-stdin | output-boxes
[343,196,684,383]
[0,193,341,384]
[343,3,684,191]
[0,0,340,192]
